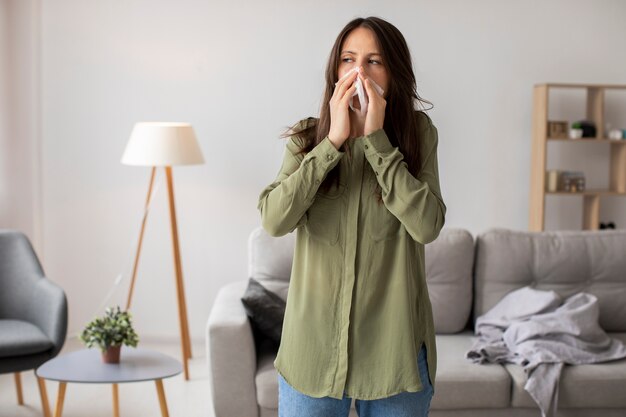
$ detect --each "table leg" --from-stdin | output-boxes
[112,383,120,417]
[36,377,52,417]
[54,382,67,417]
[155,379,169,417]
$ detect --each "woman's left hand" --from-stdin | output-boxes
[361,73,386,136]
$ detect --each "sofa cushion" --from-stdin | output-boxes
[425,228,474,333]
[474,228,626,332]
[248,227,294,302]
[241,278,285,347]
[431,331,511,409]
[0,319,53,358]
[505,332,626,409]
[255,343,280,410]
[248,226,296,285]
[255,330,511,410]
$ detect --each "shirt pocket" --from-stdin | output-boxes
[365,172,402,241]
[305,182,346,245]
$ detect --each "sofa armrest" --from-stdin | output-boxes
[207,279,258,417]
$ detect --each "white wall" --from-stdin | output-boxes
[0,3,7,222]
[0,0,41,247]
[3,0,626,341]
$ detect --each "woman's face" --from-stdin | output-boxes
[337,27,389,100]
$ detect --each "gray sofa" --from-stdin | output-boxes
[207,226,626,417]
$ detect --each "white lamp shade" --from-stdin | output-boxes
[121,122,205,166]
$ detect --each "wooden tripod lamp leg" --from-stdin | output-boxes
[124,165,193,380]
[165,166,193,380]
[126,167,157,310]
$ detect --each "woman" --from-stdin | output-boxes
[257,16,446,417]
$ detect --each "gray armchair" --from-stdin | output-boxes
[0,230,68,417]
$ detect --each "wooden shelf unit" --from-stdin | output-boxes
[529,83,626,231]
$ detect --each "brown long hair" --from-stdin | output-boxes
[280,16,434,201]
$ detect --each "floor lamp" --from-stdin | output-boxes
[121,122,204,380]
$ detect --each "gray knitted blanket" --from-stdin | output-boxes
[466,286,626,417]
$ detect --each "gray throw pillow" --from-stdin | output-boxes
[240,278,286,348]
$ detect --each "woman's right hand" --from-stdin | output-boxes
[328,69,359,149]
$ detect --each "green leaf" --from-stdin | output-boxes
[79,305,140,351]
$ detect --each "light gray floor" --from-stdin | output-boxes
[0,338,213,417]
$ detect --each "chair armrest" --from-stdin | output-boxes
[0,231,68,357]
[29,277,68,357]
[207,279,258,417]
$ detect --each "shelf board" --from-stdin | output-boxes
[547,137,626,143]
[535,83,626,89]
[546,189,626,196]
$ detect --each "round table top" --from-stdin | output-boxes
[36,347,182,384]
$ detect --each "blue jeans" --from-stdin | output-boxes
[278,344,434,417]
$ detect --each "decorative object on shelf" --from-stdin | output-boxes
[572,120,597,138]
[608,129,624,140]
[79,306,139,364]
[569,128,583,139]
[604,122,626,140]
[599,221,616,229]
[547,120,569,138]
[121,122,204,380]
[545,170,561,192]
[558,171,585,192]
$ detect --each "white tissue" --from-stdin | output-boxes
[337,67,385,117]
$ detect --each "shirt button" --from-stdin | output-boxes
[364,144,369,149]
[375,171,379,176]
[327,154,333,160]
[315,179,320,184]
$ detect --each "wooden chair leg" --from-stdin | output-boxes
[14,372,24,405]
[36,376,52,417]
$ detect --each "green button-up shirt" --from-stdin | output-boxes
[257,111,446,400]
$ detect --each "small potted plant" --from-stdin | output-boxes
[79,306,139,363]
